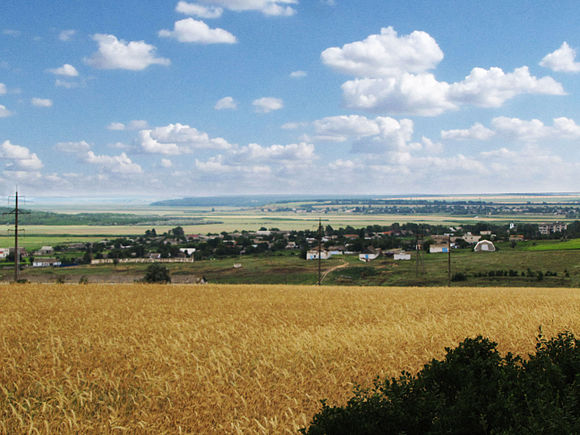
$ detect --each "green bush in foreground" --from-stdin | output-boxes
[302,331,579,434]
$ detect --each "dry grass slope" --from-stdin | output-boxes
[0,284,578,433]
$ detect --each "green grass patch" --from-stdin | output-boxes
[522,238,580,251]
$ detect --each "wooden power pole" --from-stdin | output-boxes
[4,191,28,282]
[447,234,451,286]
[317,218,322,285]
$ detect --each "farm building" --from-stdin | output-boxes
[474,240,495,252]
[538,222,568,235]
[32,258,62,268]
[0,248,9,259]
[359,251,381,262]
[429,244,449,253]
[306,250,332,260]
[394,252,411,260]
[34,246,54,256]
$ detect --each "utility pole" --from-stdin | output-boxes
[447,234,451,286]
[317,218,322,285]
[4,191,28,282]
[415,233,424,277]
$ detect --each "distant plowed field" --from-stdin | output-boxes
[0,284,578,433]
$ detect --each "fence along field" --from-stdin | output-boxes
[0,284,578,433]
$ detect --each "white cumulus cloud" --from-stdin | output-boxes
[214,96,237,110]
[107,120,148,131]
[139,123,233,155]
[195,0,298,16]
[441,123,495,141]
[448,66,565,107]
[160,158,173,168]
[313,114,414,153]
[232,142,315,162]
[0,140,43,171]
[0,83,6,95]
[85,34,170,71]
[31,98,52,107]
[540,42,580,73]
[324,28,565,116]
[47,64,79,77]
[322,26,443,77]
[442,116,580,144]
[253,97,283,113]
[84,151,142,174]
[491,116,580,142]
[54,141,91,153]
[341,74,454,116]
[176,1,224,18]
[159,18,236,44]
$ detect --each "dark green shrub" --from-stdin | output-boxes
[451,272,466,282]
[302,331,579,434]
[144,264,171,283]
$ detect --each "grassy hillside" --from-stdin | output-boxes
[13,247,580,287]
[0,284,578,433]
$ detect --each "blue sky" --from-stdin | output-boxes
[1,0,580,200]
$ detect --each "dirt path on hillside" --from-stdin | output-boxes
[321,260,349,283]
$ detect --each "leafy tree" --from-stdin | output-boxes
[171,226,185,240]
[143,264,171,283]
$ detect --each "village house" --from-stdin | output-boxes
[429,244,449,253]
[538,222,568,235]
[34,246,54,256]
[306,250,332,260]
[0,248,9,259]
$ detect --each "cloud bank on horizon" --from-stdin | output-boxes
[1,0,580,198]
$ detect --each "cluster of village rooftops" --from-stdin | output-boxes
[1,221,571,268]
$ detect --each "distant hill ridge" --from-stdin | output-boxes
[151,193,580,208]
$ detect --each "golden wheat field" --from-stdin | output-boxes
[0,284,579,433]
